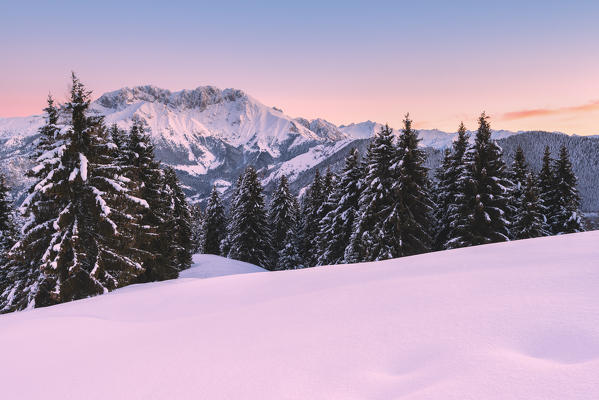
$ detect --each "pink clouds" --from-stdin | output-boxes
[503,100,599,120]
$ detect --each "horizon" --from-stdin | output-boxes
[1,81,595,137]
[1,1,598,135]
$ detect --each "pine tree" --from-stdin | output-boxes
[446,113,511,248]
[510,147,528,200]
[268,175,299,268]
[47,75,149,300]
[551,145,584,234]
[103,123,156,274]
[0,175,19,311]
[3,74,148,311]
[0,174,18,259]
[276,230,303,270]
[317,148,363,265]
[507,146,529,239]
[322,167,336,200]
[163,166,193,271]
[345,125,398,262]
[189,203,204,253]
[436,123,470,250]
[433,149,452,249]
[300,169,325,267]
[125,121,177,282]
[220,175,242,257]
[108,123,127,151]
[227,166,271,268]
[1,95,63,311]
[537,146,555,235]
[512,173,547,239]
[313,167,338,265]
[387,114,434,256]
[201,186,226,255]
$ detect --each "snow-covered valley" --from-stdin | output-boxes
[1,232,598,399]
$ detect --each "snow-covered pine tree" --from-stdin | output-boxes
[227,166,271,269]
[0,174,18,260]
[433,149,452,249]
[537,146,555,235]
[201,186,226,255]
[103,123,156,272]
[220,175,242,257]
[436,123,470,250]
[313,167,338,265]
[300,169,325,267]
[322,167,336,199]
[276,229,303,270]
[510,146,528,200]
[446,113,511,248]
[108,123,127,151]
[46,75,149,300]
[317,148,363,266]
[0,95,64,311]
[163,166,193,271]
[507,146,529,239]
[512,173,547,239]
[345,125,398,262]
[387,114,434,256]
[189,203,204,253]
[0,174,19,311]
[268,175,299,268]
[4,74,147,310]
[124,121,177,281]
[551,145,584,234]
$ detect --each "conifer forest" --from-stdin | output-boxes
[0,76,586,313]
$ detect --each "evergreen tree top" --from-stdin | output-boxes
[475,112,492,144]
[42,94,59,127]
[207,185,224,209]
[511,146,529,186]
[539,146,554,184]
[453,122,470,157]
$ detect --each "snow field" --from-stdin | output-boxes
[0,231,598,399]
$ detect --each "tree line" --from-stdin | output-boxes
[0,75,193,313]
[0,76,585,313]
[192,113,584,270]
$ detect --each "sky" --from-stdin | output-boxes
[1,0,598,134]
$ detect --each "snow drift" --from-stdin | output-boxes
[1,232,598,399]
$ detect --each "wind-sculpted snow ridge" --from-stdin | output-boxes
[1,231,598,399]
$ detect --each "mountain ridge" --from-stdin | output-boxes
[0,84,597,211]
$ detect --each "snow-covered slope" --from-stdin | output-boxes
[93,85,331,160]
[1,232,598,399]
[180,254,266,279]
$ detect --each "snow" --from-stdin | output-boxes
[1,232,599,399]
[93,86,325,160]
[79,153,88,181]
[265,139,354,183]
[68,167,79,182]
[339,120,384,139]
[180,254,266,279]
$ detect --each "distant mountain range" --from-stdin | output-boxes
[1,85,598,212]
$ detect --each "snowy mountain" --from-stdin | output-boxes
[1,231,598,399]
[0,84,598,210]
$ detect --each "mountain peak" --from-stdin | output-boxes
[95,85,247,112]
